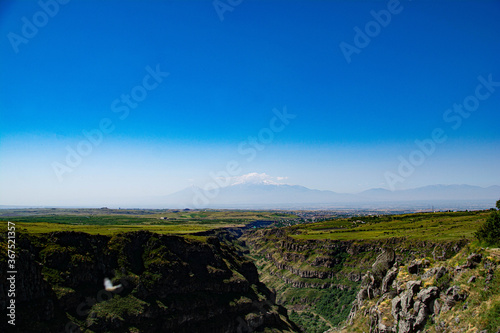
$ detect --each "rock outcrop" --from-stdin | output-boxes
[344,247,500,333]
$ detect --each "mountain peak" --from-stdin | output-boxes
[230,172,286,186]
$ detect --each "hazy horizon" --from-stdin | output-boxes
[1,0,499,207]
[1,180,498,209]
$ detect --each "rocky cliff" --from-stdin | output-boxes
[242,228,471,332]
[343,246,500,332]
[0,231,297,333]
[243,228,468,294]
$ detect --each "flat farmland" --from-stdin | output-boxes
[0,208,296,235]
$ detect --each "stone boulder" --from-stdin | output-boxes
[442,286,468,312]
[408,259,430,274]
[381,267,399,294]
[422,266,447,280]
[389,281,440,333]
[400,281,421,316]
[417,286,439,304]
[372,248,396,280]
[456,253,482,271]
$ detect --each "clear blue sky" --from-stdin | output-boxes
[1,0,499,206]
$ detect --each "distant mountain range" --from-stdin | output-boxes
[2,183,498,210]
[155,183,500,210]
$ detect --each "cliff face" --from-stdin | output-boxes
[243,228,468,291]
[0,231,297,333]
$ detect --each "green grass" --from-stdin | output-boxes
[88,294,148,323]
[314,287,357,326]
[484,302,500,332]
[0,208,295,221]
[290,211,488,241]
[289,310,330,333]
[0,208,297,235]
[6,221,241,235]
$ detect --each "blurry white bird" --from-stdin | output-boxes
[104,278,122,292]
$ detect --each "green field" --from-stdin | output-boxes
[2,209,490,239]
[0,208,296,235]
[289,210,490,241]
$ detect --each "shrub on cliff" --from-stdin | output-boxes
[475,210,500,246]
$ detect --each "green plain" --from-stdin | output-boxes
[290,210,489,241]
[0,208,296,235]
